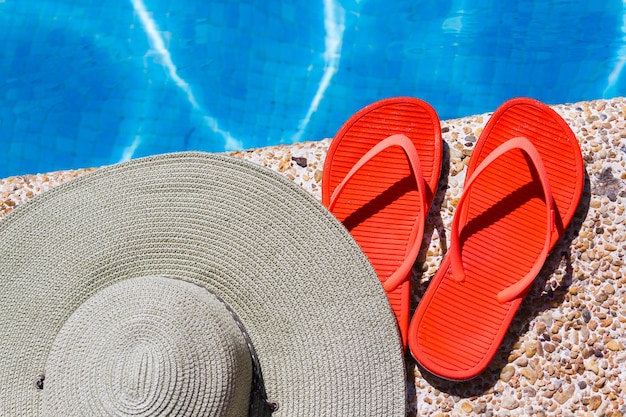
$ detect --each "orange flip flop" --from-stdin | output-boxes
[408,97,584,380]
[322,97,443,349]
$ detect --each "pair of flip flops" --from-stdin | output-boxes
[322,97,584,381]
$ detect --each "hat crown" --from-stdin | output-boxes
[41,276,252,416]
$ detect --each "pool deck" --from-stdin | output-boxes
[2,97,626,416]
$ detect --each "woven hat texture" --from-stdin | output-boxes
[0,152,405,416]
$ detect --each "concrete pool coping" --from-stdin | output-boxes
[2,97,625,416]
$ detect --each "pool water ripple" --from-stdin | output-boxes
[1,0,625,177]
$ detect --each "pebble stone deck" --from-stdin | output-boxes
[2,97,626,416]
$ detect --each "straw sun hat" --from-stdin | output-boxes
[0,152,405,416]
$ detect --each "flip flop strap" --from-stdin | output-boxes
[328,134,429,292]
[449,136,556,304]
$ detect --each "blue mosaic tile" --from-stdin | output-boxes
[1,0,626,176]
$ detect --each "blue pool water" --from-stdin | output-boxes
[1,0,625,177]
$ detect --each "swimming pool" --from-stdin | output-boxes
[1,0,625,177]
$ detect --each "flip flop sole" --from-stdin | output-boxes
[408,98,584,380]
[322,97,442,348]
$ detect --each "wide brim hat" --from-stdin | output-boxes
[0,152,405,416]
